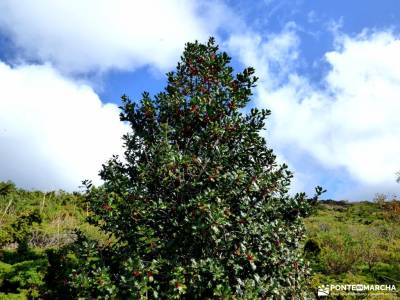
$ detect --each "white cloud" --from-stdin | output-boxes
[0,61,128,190]
[1,0,399,199]
[226,24,299,89]
[0,0,240,191]
[228,29,400,198]
[0,0,226,74]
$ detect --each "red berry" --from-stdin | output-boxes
[132,271,141,277]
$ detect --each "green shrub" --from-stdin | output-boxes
[0,181,16,197]
[0,258,47,299]
[42,248,79,299]
[319,230,360,274]
[304,239,321,257]
[10,210,42,255]
[68,38,321,299]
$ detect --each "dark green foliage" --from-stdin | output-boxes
[304,239,321,257]
[0,254,47,299]
[42,248,79,300]
[70,38,320,299]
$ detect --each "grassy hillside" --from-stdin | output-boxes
[305,199,400,298]
[0,181,399,299]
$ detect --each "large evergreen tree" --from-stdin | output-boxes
[70,38,322,299]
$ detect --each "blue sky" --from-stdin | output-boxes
[0,0,399,200]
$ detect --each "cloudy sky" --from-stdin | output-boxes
[0,0,399,200]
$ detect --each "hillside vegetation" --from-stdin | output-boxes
[305,198,400,298]
[0,181,399,299]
